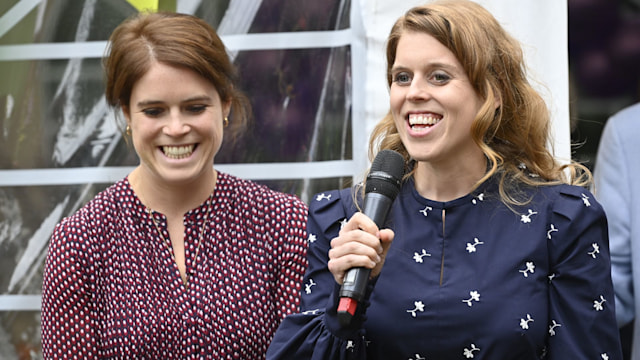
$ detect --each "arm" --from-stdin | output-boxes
[268,189,386,360]
[594,117,634,327]
[547,187,623,359]
[41,214,96,359]
[272,196,309,320]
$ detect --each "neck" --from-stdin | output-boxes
[129,166,217,216]
[413,156,487,202]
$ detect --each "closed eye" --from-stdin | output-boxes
[185,104,208,114]
[141,107,164,117]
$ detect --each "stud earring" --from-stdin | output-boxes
[223,117,229,128]
[125,125,131,136]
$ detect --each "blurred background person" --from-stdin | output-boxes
[594,102,640,360]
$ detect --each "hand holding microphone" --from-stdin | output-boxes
[332,150,404,326]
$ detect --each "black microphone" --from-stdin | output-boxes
[337,149,404,326]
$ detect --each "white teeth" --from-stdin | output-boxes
[408,114,440,126]
[162,145,194,159]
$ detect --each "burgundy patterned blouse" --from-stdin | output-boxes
[41,172,308,359]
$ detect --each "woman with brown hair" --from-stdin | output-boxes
[267,1,622,358]
[41,12,308,359]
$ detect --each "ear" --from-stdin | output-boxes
[223,99,232,120]
[489,85,501,111]
[121,105,132,126]
[494,94,501,111]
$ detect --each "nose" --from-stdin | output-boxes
[406,77,430,102]
[163,110,190,136]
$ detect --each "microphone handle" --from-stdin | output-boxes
[338,193,393,302]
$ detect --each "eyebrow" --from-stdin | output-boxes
[391,61,459,73]
[135,95,214,108]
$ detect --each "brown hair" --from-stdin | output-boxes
[103,12,251,141]
[369,0,591,206]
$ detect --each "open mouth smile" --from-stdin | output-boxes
[408,113,442,132]
[161,144,196,159]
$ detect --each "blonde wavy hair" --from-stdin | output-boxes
[369,0,591,206]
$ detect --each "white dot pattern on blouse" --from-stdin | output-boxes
[41,172,308,359]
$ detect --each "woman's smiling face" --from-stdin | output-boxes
[390,31,485,167]
[123,61,230,186]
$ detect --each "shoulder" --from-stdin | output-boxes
[51,179,131,249]
[535,184,604,223]
[610,102,640,125]
[57,178,136,232]
[604,103,640,139]
[307,186,358,232]
[309,187,357,213]
[217,172,307,212]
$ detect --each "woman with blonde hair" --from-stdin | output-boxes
[267,1,622,358]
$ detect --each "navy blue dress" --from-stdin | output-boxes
[267,177,623,359]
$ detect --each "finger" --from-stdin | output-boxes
[339,212,380,237]
[328,254,378,285]
[328,241,381,264]
[371,229,395,278]
[330,230,383,254]
[378,228,395,254]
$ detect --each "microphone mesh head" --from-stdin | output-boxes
[365,150,404,199]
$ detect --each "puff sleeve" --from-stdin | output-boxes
[267,188,372,360]
[546,185,623,359]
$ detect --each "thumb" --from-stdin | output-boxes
[371,228,394,278]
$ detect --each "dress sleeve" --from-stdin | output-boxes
[272,195,310,321]
[267,189,372,360]
[594,117,634,327]
[41,211,97,359]
[546,186,623,359]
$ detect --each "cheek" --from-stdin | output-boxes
[389,93,405,119]
[130,124,156,151]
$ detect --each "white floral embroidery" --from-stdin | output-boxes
[413,249,432,263]
[520,209,538,223]
[316,193,331,201]
[471,193,484,204]
[346,340,355,351]
[301,309,320,315]
[582,193,591,207]
[409,354,426,360]
[594,295,607,311]
[520,314,534,329]
[549,320,561,336]
[407,301,425,317]
[308,233,317,243]
[547,224,558,239]
[340,218,348,229]
[462,291,481,307]
[466,238,484,253]
[463,344,480,358]
[519,262,535,278]
[548,273,556,282]
[304,278,316,295]
[602,353,610,360]
[419,205,433,217]
[588,243,600,259]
